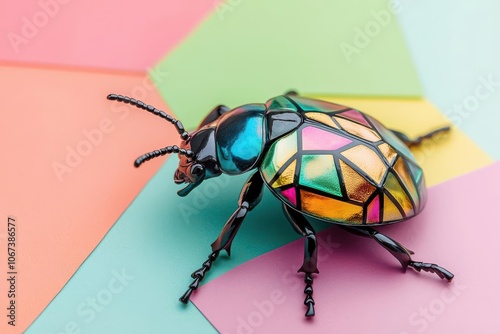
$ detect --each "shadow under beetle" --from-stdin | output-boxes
[107,92,454,317]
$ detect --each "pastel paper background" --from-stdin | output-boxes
[193,162,500,333]
[153,0,423,129]
[0,0,216,71]
[317,97,492,187]
[0,0,498,333]
[398,0,500,159]
[24,97,492,333]
[0,64,179,332]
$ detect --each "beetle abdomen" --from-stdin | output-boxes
[259,102,425,226]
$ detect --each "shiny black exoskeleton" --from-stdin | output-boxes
[107,92,453,317]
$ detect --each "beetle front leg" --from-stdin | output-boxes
[179,171,264,304]
[282,205,319,317]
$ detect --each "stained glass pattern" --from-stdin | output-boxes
[266,95,298,111]
[302,126,352,151]
[259,96,426,225]
[290,96,348,112]
[304,112,339,128]
[339,160,376,203]
[299,155,342,197]
[335,117,381,142]
[336,109,372,127]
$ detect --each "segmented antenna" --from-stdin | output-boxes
[134,145,193,168]
[107,94,189,140]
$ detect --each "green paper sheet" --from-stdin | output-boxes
[153,0,422,129]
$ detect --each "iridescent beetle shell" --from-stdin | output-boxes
[260,95,425,226]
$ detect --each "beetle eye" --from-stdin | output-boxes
[191,164,204,177]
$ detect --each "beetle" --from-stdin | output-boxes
[107,92,454,317]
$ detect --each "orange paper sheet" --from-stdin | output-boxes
[0,63,179,333]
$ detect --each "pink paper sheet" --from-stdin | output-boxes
[193,163,500,333]
[0,0,216,71]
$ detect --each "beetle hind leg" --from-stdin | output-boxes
[339,226,454,281]
[283,205,319,317]
[391,126,451,147]
[304,273,315,317]
[408,261,454,280]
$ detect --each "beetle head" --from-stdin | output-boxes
[174,126,222,196]
[107,94,221,197]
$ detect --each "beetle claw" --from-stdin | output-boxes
[179,288,193,304]
[180,251,220,304]
[409,261,454,281]
[305,302,315,317]
[303,273,316,317]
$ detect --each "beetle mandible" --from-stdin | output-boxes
[107,92,454,317]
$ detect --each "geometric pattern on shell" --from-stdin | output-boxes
[260,95,425,226]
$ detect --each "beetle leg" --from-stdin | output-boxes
[179,172,264,304]
[282,205,318,317]
[179,251,219,303]
[284,90,299,96]
[339,226,454,281]
[391,126,451,147]
[198,104,230,128]
[210,171,264,254]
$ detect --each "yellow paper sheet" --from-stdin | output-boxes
[311,96,493,186]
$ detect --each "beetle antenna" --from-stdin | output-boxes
[134,145,194,168]
[107,94,189,140]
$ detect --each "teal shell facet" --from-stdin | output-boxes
[215,104,266,174]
